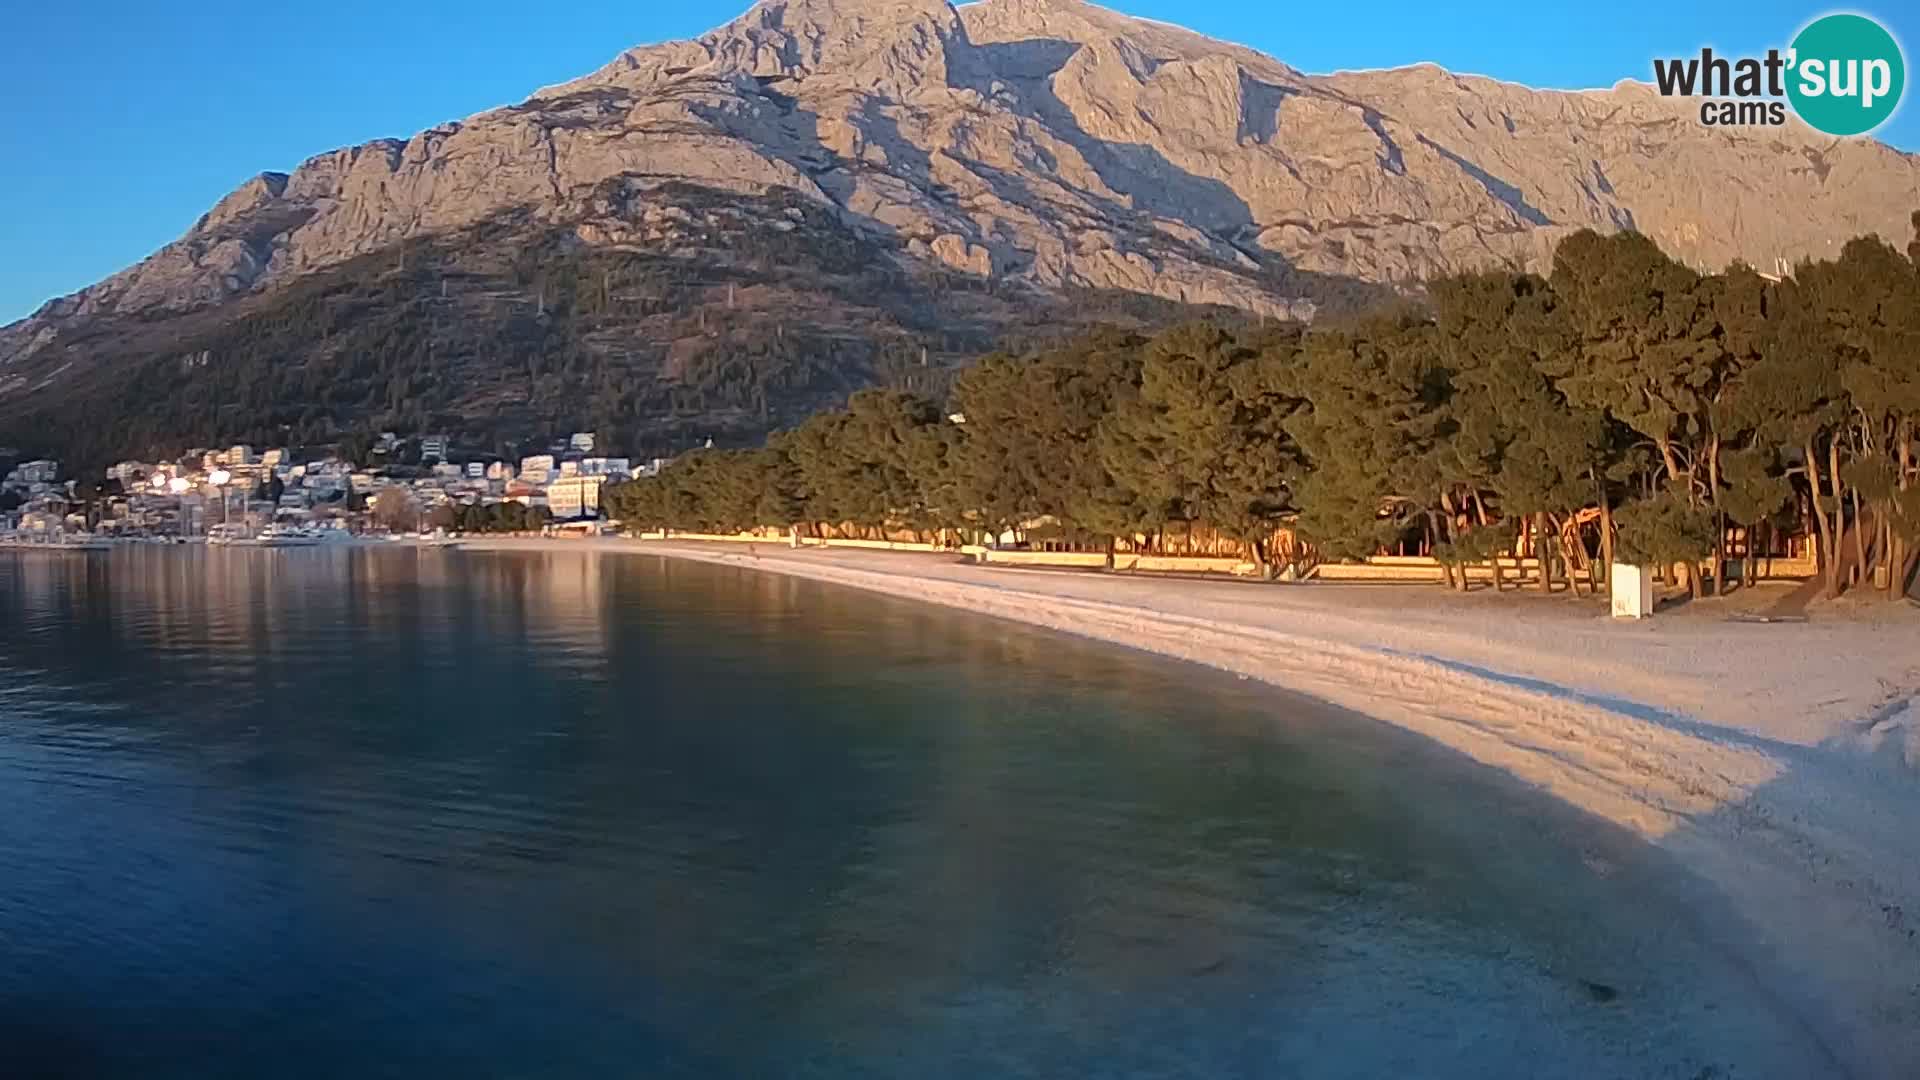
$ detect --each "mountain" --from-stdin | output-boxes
[4,0,1916,466]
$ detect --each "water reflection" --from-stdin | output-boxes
[0,549,1832,1078]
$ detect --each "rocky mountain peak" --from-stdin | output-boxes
[705,0,962,82]
[551,0,967,100]
[5,0,1917,378]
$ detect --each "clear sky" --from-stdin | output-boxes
[2,1,1913,324]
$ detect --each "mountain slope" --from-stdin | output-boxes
[3,182,1328,470]
[4,0,1916,463]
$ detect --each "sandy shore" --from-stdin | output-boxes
[462,536,1920,1076]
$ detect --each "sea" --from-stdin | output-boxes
[0,546,1835,1078]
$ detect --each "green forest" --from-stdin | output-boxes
[606,216,1920,602]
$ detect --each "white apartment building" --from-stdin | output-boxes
[545,474,607,520]
[519,454,555,485]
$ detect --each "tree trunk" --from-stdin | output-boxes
[1851,486,1868,590]
[1712,512,1727,596]
[1427,510,1455,590]
[1598,482,1616,590]
[1893,423,1914,600]
[1438,493,1468,591]
[1890,522,1905,599]
[1707,440,1724,597]
[1250,537,1274,581]
[1828,436,1851,589]
[1588,471,1609,589]
[1806,437,1838,597]
[1876,515,1891,595]
[1467,492,1502,590]
[1536,513,1553,594]
[1657,438,1683,490]
[1565,513,1588,599]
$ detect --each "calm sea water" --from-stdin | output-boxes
[0,547,1831,1078]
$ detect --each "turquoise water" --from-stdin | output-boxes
[0,548,1831,1078]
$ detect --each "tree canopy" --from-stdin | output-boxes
[554,219,1920,602]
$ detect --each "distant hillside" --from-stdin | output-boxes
[3,182,1381,470]
[4,0,1914,466]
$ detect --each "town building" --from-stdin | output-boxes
[4,460,59,489]
[579,457,632,477]
[519,454,556,484]
[545,474,607,520]
[106,461,149,485]
[503,479,544,507]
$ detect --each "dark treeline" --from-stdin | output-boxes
[606,218,1920,601]
[427,500,552,535]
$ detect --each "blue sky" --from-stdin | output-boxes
[2,1,1913,324]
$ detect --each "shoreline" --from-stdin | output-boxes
[460,536,1920,1076]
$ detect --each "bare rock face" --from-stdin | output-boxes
[6,0,1918,369]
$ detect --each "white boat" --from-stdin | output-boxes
[251,525,324,548]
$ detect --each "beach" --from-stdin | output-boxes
[461,536,1920,1076]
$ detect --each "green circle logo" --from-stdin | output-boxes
[1787,13,1905,136]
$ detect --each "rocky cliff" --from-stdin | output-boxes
[3,0,1916,456]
